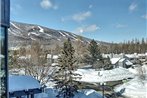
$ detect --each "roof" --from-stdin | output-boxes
[110,58,121,64]
[9,75,41,92]
[47,54,58,59]
[125,54,139,59]
[111,57,133,65]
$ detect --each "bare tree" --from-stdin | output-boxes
[10,41,55,86]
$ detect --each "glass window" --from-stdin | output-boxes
[0,27,7,98]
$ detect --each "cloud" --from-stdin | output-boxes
[142,14,147,19]
[129,2,137,12]
[72,11,92,22]
[74,24,100,34]
[89,5,93,9]
[40,0,58,10]
[115,24,127,28]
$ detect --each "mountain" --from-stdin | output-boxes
[8,21,108,48]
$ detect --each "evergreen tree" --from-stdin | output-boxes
[103,57,113,70]
[54,38,80,98]
[84,39,102,69]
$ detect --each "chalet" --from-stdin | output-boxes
[110,57,133,68]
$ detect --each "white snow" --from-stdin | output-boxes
[115,77,147,98]
[43,32,52,37]
[9,47,20,50]
[125,60,133,65]
[59,31,66,37]
[30,37,36,40]
[9,75,41,92]
[75,67,134,83]
[63,32,70,36]
[28,32,40,36]
[18,56,30,60]
[128,65,147,75]
[110,57,133,66]
[110,58,121,64]
[47,54,58,59]
[57,38,61,41]
[38,26,44,33]
[11,22,21,30]
[51,63,59,66]
[125,54,139,59]
[8,29,18,36]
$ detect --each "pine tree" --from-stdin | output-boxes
[54,38,80,98]
[103,57,113,70]
[84,39,103,69]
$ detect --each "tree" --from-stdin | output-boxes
[84,39,102,69]
[103,57,113,70]
[54,38,80,98]
[9,41,54,86]
[74,37,87,66]
[8,50,19,69]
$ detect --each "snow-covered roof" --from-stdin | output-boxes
[47,54,58,59]
[138,54,146,57]
[36,88,105,98]
[125,54,139,59]
[75,68,134,83]
[125,60,133,65]
[110,58,121,64]
[9,75,41,92]
[111,57,133,65]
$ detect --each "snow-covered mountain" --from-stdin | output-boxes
[8,21,107,47]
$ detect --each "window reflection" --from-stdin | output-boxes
[0,27,6,98]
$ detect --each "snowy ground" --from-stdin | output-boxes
[75,67,134,83]
[115,64,147,98]
[115,77,147,98]
[9,64,147,98]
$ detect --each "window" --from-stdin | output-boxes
[0,27,7,98]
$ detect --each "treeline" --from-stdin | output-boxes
[100,38,147,54]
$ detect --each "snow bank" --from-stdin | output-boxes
[115,77,147,98]
[129,65,147,75]
[9,75,41,92]
[75,68,134,83]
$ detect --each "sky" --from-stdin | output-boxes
[11,0,147,42]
